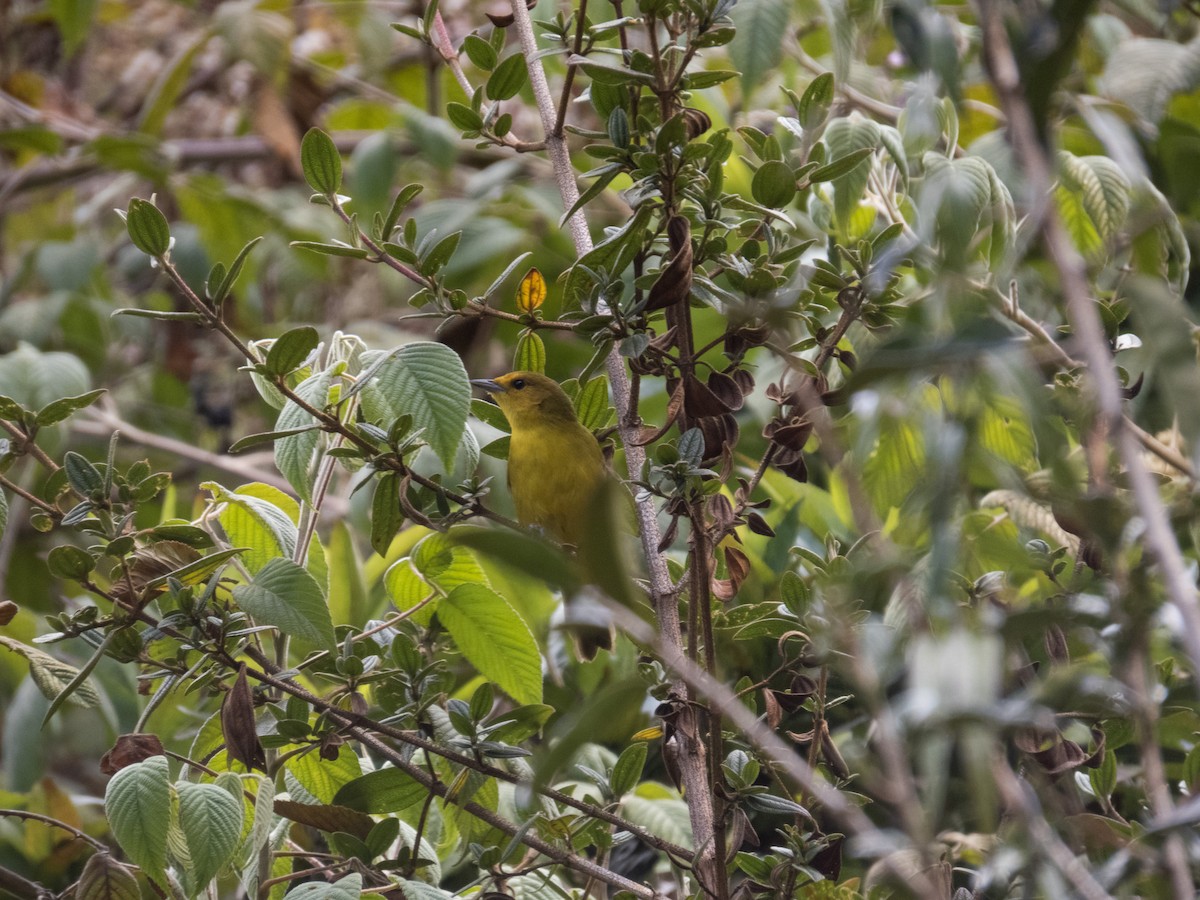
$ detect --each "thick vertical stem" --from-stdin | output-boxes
[506,2,722,894]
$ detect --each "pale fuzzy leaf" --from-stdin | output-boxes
[358,342,471,469]
[232,557,335,651]
[105,756,172,882]
[176,781,244,888]
[274,371,332,503]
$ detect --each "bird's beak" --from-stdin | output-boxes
[470,378,506,394]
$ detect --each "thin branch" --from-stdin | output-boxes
[0,809,106,850]
[73,402,306,501]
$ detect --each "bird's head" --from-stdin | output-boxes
[470,371,578,429]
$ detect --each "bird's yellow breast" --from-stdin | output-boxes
[507,419,606,547]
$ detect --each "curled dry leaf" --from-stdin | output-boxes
[0,600,17,625]
[99,733,166,775]
[221,664,266,772]
[707,370,745,412]
[645,216,693,312]
[682,107,712,140]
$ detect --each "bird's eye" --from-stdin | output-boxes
[512,379,526,390]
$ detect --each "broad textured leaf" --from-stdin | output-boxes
[729,0,790,97]
[233,558,335,651]
[0,344,90,412]
[1059,152,1130,241]
[862,417,925,511]
[1055,184,1104,260]
[333,767,426,813]
[105,755,171,882]
[283,873,362,900]
[514,331,546,373]
[275,371,331,503]
[208,482,298,573]
[621,791,694,849]
[1099,38,1199,125]
[286,745,362,805]
[824,116,880,229]
[438,584,542,705]
[0,636,101,707]
[273,801,373,840]
[358,342,471,469]
[383,559,437,625]
[77,852,140,900]
[176,781,244,888]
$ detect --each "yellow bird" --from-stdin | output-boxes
[470,371,607,548]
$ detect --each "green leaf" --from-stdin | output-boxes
[176,781,244,888]
[300,128,342,195]
[104,755,171,883]
[208,236,263,306]
[610,743,647,797]
[47,0,99,57]
[357,342,471,470]
[64,450,104,496]
[275,371,331,503]
[283,873,362,900]
[333,767,426,814]
[562,205,652,308]
[287,745,362,804]
[463,33,498,70]
[266,327,321,377]
[34,389,106,427]
[290,241,369,259]
[574,375,612,430]
[925,154,993,264]
[138,31,210,136]
[729,0,790,97]
[1058,152,1131,242]
[422,230,461,273]
[825,115,880,229]
[233,557,335,651]
[383,559,437,624]
[798,73,835,130]
[446,102,484,132]
[227,426,321,454]
[328,521,370,625]
[683,69,739,89]
[751,160,796,208]
[487,53,528,101]
[112,308,205,323]
[208,482,298,574]
[807,146,875,184]
[47,545,94,581]
[514,331,546,373]
[371,472,403,557]
[1089,750,1117,800]
[438,584,542,705]
[125,198,172,257]
[574,57,657,86]
[381,184,424,241]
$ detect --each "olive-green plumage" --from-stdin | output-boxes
[470,372,607,547]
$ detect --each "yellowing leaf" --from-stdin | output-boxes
[516,267,546,314]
